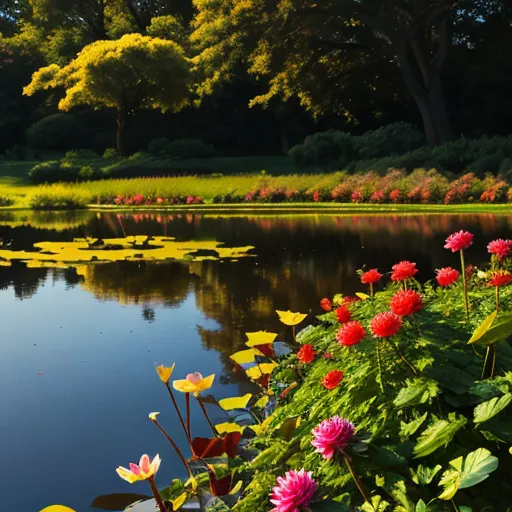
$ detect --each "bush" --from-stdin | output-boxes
[64,149,98,160]
[29,161,82,184]
[27,185,90,210]
[165,139,215,159]
[148,137,172,156]
[4,145,27,161]
[103,148,119,159]
[0,196,14,207]
[26,113,86,150]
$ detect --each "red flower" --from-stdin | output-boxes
[322,370,344,390]
[436,267,460,287]
[444,230,474,252]
[361,269,382,284]
[390,290,423,316]
[488,272,512,288]
[391,261,418,281]
[320,298,332,312]
[336,321,366,346]
[487,239,512,260]
[323,352,333,359]
[370,312,402,338]
[343,296,360,305]
[336,305,352,324]
[297,344,315,364]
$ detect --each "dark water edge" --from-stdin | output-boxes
[0,212,510,511]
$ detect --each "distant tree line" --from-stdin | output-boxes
[1,0,512,156]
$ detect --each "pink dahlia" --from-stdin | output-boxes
[390,289,423,316]
[487,239,512,260]
[391,261,418,281]
[311,416,355,460]
[336,321,366,346]
[270,469,316,512]
[436,267,460,287]
[370,312,402,338]
[361,269,382,284]
[444,230,474,252]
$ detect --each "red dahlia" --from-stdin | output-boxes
[444,230,474,252]
[336,321,366,346]
[488,272,512,288]
[390,290,423,316]
[297,344,315,364]
[370,312,402,338]
[322,370,344,390]
[336,305,352,324]
[391,261,418,281]
[436,267,460,287]
[320,297,332,312]
[487,239,512,260]
[361,269,382,284]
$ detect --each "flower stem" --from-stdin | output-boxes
[343,453,370,503]
[148,476,167,512]
[491,343,497,379]
[185,392,192,441]
[460,249,469,319]
[151,419,193,478]
[376,339,385,392]
[387,338,418,376]
[369,283,374,297]
[482,346,490,379]
[165,382,191,444]
[198,396,217,436]
[292,325,296,344]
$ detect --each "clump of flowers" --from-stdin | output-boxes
[390,290,423,316]
[436,267,460,287]
[336,321,366,346]
[270,469,316,512]
[322,370,344,390]
[320,297,332,311]
[391,261,418,282]
[336,305,351,324]
[311,416,355,460]
[297,344,315,364]
[370,312,402,338]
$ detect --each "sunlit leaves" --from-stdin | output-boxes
[245,363,277,380]
[214,422,245,435]
[413,416,468,458]
[468,310,497,344]
[438,448,499,500]
[276,310,307,326]
[245,331,278,346]
[218,393,252,411]
[394,378,439,408]
[474,393,512,423]
[254,395,269,409]
[230,349,261,365]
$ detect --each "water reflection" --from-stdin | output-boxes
[0,212,510,511]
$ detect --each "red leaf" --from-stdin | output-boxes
[255,344,274,358]
[223,432,241,458]
[257,374,270,389]
[191,437,225,458]
[209,474,232,496]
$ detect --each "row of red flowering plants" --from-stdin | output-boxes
[51,234,512,512]
[95,170,512,206]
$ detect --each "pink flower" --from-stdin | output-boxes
[311,416,355,460]
[370,312,402,338]
[116,454,161,483]
[391,261,418,281]
[390,290,423,316]
[436,267,460,287]
[270,469,316,512]
[487,239,512,260]
[336,321,366,346]
[444,230,474,252]
[187,195,195,204]
[312,191,321,202]
[361,269,382,284]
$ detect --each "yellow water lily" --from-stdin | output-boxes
[116,454,161,483]
[173,372,215,396]
[156,363,176,384]
[245,331,278,347]
[149,412,160,421]
[276,310,307,326]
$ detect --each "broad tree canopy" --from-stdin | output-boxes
[23,33,191,154]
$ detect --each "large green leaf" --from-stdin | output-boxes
[394,378,439,408]
[413,416,467,458]
[469,314,512,346]
[438,448,499,500]
[474,393,512,423]
[360,496,390,512]
[468,311,497,344]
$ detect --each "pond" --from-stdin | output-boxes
[0,211,510,511]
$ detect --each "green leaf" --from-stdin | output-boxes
[468,311,497,344]
[410,464,443,486]
[394,378,439,408]
[415,500,428,512]
[469,314,512,346]
[360,495,390,512]
[413,416,467,458]
[400,412,428,439]
[439,448,499,500]
[474,393,512,423]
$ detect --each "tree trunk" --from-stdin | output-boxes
[116,106,128,156]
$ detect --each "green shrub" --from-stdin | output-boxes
[102,148,119,159]
[29,160,81,184]
[27,185,90,210]
[26,113,85,150]
[166,138,215,159]
[148,137,172,156]
[0,196,14,207]
[64,149,98,160]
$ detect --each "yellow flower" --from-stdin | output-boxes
[116,454,161,484]
[148,412,160,421]
[156,363,176,384]
[276,310,308,326]
[172,372,215,396]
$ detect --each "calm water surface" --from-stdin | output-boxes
[0,212,511,511]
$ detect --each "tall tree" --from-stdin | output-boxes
[23,33,191,154]
[191,0,502,145]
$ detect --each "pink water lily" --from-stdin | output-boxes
[116,454,161,484]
